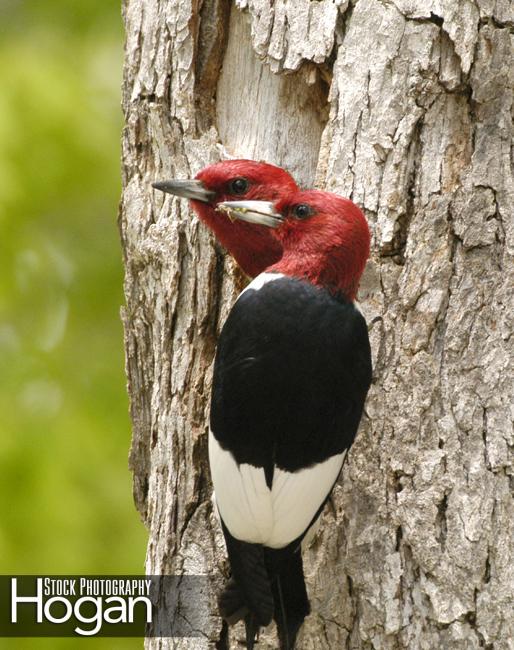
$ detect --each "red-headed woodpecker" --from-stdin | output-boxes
[152,160,298,277]
[209,191,372,648]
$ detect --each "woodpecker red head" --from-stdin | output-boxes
[219,190,370,300]
[152,160,298,277]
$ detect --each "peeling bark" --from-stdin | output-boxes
[120,0,513,647]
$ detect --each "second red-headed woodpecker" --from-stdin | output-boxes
[209,191,372,648]
[152,160,298,277]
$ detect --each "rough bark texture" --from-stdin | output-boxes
[119,1,513,648]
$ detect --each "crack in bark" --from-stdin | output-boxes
[194,0,231,131]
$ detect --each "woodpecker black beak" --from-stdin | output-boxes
[217,200,284,228]
[152,179,215,203]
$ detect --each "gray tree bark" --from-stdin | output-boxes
[119,1,513,648]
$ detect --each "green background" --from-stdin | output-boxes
[0,1,147,647]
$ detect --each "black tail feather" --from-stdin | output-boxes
[220,521,274,627]
[267,547,310,650]
[219,523,309,649]
[244,611,260,650]
[218,578,249,624]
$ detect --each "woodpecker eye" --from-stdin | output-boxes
[293,204,313,219]
[228,177,249,195]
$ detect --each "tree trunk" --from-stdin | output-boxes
[119,1,513,648]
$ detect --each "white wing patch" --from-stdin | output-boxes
[209,432,273,543]
[268,455,344,548]
[209,432,345,549]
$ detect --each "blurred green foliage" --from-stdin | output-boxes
[0,1,147,647]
